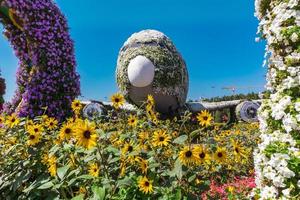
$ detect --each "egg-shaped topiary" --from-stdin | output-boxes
[116,30,189,114]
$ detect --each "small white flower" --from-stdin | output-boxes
[282,114,298,133]
[282,188,291,198]
[263,166,276,180]
[273,175,286,188]
[295,102,300,112]
[290,33,299,43]
[261,186,278,199]
[278,166,295,178]
[296,114,300,122]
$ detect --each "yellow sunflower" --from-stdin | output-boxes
[71,99,83,113]
[5,113,20,128]
[152,130,171,147]
[194,145,211,166]
[77,186,87,195]
[138,131,149,142]
[27,124,44,135]
[111,93,125,109]
[47,155,57,177]
[147,94,155,106]
[136,157,148,174]
[27,132,41,146]
[88,163,100,177]
[48,155,57,165]
[0,116,4,125]
[196,110,213,127]
[122,141,135,155]
[214,147,227,164]
[138,176,153,194]
[41,153,49,165]
[59,123,74,140]
[48,163,57,177]
[178,146,198,166]
[45,117,58,130]
[26,119,35,128]
[68,154,77,168]
[74,120,98,149]
[127,114,138,127]
[231,139,247,162]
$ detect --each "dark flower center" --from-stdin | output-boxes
[75,103,79,107]
[115,98,120,103]
[203,116,208,121]
[145,181,150,187]
[185,151,192,158]
[50,122,53,126]
[235,148,239,153]
[128,146,133,152]
[199,152,206,159]
[159,137,165,142]
[65,128,71,134]
[84,130,91,139]
[217,152,223,158]
[11,118,16,122]
[34,128,39,132]
[29,135,35,140]
[93,168,97,172]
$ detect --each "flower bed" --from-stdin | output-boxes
[0,95,259,199]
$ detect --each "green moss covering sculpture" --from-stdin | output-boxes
[116,30,189,114]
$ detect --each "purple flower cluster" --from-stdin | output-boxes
[0,0,80,120]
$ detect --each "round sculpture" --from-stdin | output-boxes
[235,101,260,123]
[116,30,189,114]
[0,0,80,120]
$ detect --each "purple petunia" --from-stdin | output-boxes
[0,0,80,120]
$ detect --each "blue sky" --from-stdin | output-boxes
[0,0,266,102]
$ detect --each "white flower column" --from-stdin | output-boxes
[254,0,300,199]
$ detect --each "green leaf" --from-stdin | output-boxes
[173,135,188,144]
[106,146,119,154]
[108,157,120,164]
[117,177,133,187]
[76,174,94,180]
[57,165,69,180]
[37,181,54,189]
[49,145,60,155]
[169,159,182,179]
[92,185,106,200]
[12,171,31,191]
[68,174,94,186]
[71,194,85,200]
[175,188,182,200]
[188,174,196,182]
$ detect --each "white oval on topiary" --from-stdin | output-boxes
[127,55,155,87]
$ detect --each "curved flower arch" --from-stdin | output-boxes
[0,0,80,120]
[254,0,300,199]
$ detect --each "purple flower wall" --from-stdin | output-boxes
[0,0,80,120]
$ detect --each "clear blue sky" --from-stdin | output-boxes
[0,0,266,102]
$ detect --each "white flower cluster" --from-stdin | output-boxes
[254,0,300,199]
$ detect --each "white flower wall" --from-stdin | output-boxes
[254,0,300,199]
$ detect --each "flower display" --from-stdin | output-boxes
[254,0,300,198]
[0,0,80,120]
[0,97,260,199]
